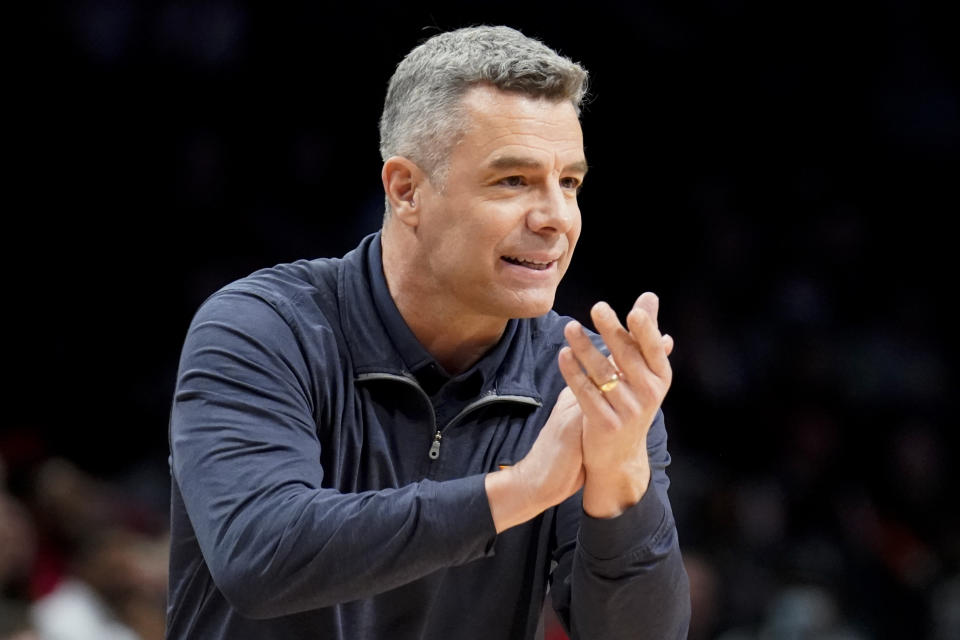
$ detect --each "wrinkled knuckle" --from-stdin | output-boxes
[579,377,596,395]
[599,417,620,433]
[624,398,644,420]
[635,382,657,406]
[628,351,648,373]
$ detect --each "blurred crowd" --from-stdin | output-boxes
[649,206,959,639]
[0,445,168,640]
[3,409,957,640]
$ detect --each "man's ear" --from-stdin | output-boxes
[382,156,424,227]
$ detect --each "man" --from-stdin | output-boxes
[167,25,690,639]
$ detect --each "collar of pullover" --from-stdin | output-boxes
[338,232,542,402]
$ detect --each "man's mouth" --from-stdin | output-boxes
[501,256,554,271]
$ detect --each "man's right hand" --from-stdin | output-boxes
[485,387,585,533]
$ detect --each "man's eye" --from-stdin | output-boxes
[499,176,525,187]
[560,177,582,191]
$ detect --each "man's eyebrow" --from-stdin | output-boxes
[487,155,589,174]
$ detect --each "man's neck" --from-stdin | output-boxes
[381,232,506,376]
[401,311,505,376]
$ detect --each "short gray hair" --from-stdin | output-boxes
[379,25,588,206]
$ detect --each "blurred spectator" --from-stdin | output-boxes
[930,574,960,640]
[0,600,39,640]
[0,491,36,598]
[685,551,720,640]
[716,584,869,640]
[2,464,36,589]
[31,577,141,640]
[1,455,39,639]
[13,459,168,640]
[757,585,867,640]
[30,528,167,640]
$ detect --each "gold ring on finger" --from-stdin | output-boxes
[596,372,621,393]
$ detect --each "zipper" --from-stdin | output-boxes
[429,393,542,461]
[443,393,542,431]
[356,372,438,459]
[428,431,442,460]
[356,372,541,461]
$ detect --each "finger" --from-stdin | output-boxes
[562,320,634,412]
[635,293,674,361]
[563,320,621,391]
[626,306,671,379]
[556,385,578,409]
[557,346,620,427]
[662,334,675,357]
[592,302,668,411]
[589,301,649,388]
[633,292,660,327]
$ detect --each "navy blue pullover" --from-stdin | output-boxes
[166,233,690,639]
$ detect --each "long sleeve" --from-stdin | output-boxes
[549,410,691,639]
[169,290,496,619]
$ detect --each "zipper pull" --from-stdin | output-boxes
[428,431,442,460]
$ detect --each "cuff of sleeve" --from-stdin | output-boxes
[578,482,667,562]
[424,474,498,562]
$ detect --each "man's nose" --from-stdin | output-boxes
[527,182,575,234]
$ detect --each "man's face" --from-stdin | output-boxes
[413,85,586,321]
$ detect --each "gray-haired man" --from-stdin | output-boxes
[167,25,690,639]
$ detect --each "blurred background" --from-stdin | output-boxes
[6,1,958,638]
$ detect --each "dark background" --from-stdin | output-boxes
[7,2,958,638]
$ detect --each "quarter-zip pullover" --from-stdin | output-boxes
[166,232,690,639]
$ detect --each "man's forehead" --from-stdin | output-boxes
[486,153,589,174]
[454,87,585,164]
[459,84,580,121]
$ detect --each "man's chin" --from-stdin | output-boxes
[506,294,556,319]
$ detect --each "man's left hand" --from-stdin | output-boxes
[558,292,674,518]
